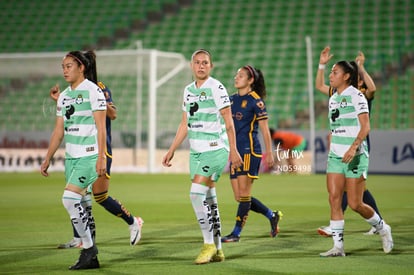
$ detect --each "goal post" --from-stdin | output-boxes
[0,46,191,173]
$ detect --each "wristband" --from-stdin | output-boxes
[318,64,326,70]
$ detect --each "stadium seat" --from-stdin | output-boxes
[0,0,412,130]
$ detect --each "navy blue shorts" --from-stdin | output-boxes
[230,152,262,179]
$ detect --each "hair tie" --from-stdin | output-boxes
[244,65,259,81]
[65,53,84,67]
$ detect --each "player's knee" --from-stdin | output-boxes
[347,200,362,212]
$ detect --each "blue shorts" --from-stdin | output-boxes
[189,148,229,182]
[327,154,369,179]
[105,150,112,178]
[230,152,261,179]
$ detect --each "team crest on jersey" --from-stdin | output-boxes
[241,100,247,108]
[256,100,265,110]
[340,98,347,108]
[199,92,207,102]
[75,94,83,104]
[235,112,243,120]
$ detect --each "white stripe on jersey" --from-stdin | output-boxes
[58,79,106,158]
[329,85,369,158]
[183,77,230,153]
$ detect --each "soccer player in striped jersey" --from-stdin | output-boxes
[221,65,282,243]
[316,47,383,236]
[162,49,243,264]
[318,58,393,257]
[49,51,143,250]
[41,51,106,269]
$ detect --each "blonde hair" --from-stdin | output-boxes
[191,49,211,61]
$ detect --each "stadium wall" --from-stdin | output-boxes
[0,130,413,175]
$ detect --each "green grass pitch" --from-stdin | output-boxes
[0,172,413,274]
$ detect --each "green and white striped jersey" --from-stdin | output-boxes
[56,79,107,158]
[182,77,230,153]
[328,85,369,158]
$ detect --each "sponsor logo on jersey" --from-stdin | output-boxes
[62,97,76,106]
[190,123,203,128]
[209,141,218,147]
[333,129,346,134]
[330,109,340,122]
[221,95,230,104]
[256,100,265,110]
[235,112,243,120]
[66,127,79,132]
[358,102,368,111]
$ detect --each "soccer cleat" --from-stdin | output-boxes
[57,238,82,249]
[221,234,240,243]
[69,245,99,270]
[363,226,378,235]
[129,216,144,246]
[194,244,217,264]
[317,226,333,237]
[379,223,393,253]
[210,249,225,262]
[320,247,346,257]
[270,210,283,237]
[88,256,100,269]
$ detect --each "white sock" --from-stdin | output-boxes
[330,220,344,250]
[206,187,222,250]
[62,190,93,249]
[365,212,383,231]
[81,193,95,240]
[190,183,213,244]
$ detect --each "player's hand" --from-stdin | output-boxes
[355,51,365,66]
[96,156,107,177]
[40,159,50,177]
[319,46,333,65]
[342,147,356,164]
[229,150,243,173]
[162,151,174,167]
[50,84,60,102]
[265,152,275,169]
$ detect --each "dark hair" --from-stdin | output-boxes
[83,50,97,84]
[64,50,97,84]
[357,69,367,90]
[335,60,358,88]
[65,51,88,69]
[243,65,266,99]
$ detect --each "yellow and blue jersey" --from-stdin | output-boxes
[230,91,268,156]
[97,81,114,176]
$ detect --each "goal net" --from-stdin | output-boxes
[0,46,192,173]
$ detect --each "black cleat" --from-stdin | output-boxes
[270,210,283,237]
[221,234,240,243]
[69,245,99,270]
[88,256,100,269]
